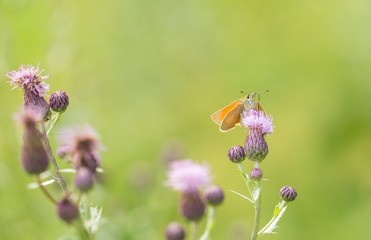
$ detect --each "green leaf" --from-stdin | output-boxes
[230,190,254,203]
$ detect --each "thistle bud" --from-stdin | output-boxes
[57,198,79,223]
[249,168,263,181]
[21,112,49,174]
[203,185,224,206]
[241,110,273,162]
[280,186,297,202]
[49,91,69,112]
[165,222,186,240]
[179,191,205,221]
[244,128,268,162]
[227,145,246,163]
[73,151,100,172]
[24,90,51,121]
[74,167,94,192]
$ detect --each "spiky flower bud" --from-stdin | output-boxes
[49,91,69,112]
[57,198,79,223]
[280,186,297,202]
[227,145,246,163]
[242,110,273,162]
[249,168,263,181]
[24,90,51,121]
[20,112,49,174]
[203,185,224,206]
[244,128,268,161]
[74,167,94,192]
[165,222,186,240]
[179,191,205,221]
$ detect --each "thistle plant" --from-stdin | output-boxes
[227,107,297,239]
[165,160,225,240]
[6,65,104,239]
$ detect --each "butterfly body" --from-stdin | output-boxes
[211,93,263,132]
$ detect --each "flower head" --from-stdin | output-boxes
[241,110,273,134]
[166,160,211,193]
[6,64,49,97]
[59,125,102,171]
[242,110,273,162]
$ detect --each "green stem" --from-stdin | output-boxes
[47,112,61,135]
[251,188,261,240]
[190,221,198,240]
[199,207,215,240]
[237,163,253,198]
[40,122,69,193]
[35,174,57,204]
[73,218,91,240]
[258,200,287,236]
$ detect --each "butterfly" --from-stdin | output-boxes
[211,92,264,132]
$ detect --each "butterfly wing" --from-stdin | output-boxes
[211,98,243,125]
[219,102,244,132]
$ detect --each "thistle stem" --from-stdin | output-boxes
[251,189,261,240]
[35,174,57,204]
[190,221,198,240]
[200,206,215,240]
[40,122,69,193]
[47,112,61,135]
[73,218,91,240]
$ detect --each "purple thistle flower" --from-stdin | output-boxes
[6,65,51,120]
[6,64,50,97]
[59,125,102,171]
[166,160,211,193]
[242,110,273,162]
[241,110,273,134]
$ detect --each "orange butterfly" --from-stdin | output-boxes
[211,93,264,132]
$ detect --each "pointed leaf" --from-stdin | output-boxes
[230,190,254,203]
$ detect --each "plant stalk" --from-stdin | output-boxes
[40,122,68,193]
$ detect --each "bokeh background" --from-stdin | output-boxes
[1,0,371,239]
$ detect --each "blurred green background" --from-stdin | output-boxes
[1,0,371,239]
